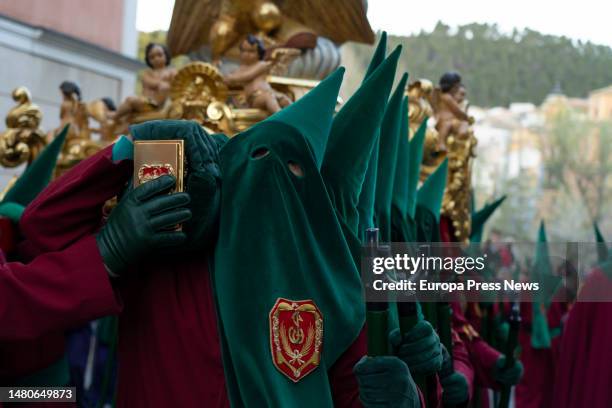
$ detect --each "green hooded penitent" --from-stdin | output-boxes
[389,98,427,348]
[374,73,409,242]
[470,195,507,243]
[0,125,69,386]
[531,221,562,349]
[214,68,364,407]
[321,45,400,238]
[356,33,389,239]
[594,222,609,263]
[0,125,68,222]
[406,119,427,220]
[415,159,448,243]
[390,97,414,243]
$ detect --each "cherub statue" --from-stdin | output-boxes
[433,72,474,147]
[431,72,477,243]
[108,43,177,124]
[224,35,291,114]
[208,0,317,65]
[54,81,88,141]
[406,80,446,174]
[0,87,46,167]
[52,81,116,142]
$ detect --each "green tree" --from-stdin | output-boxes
[342,24,612,107]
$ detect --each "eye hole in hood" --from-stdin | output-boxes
[251,147,270,160]
[287,161,304,178]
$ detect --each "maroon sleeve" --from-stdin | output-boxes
[452,328,474,401]
[20,145,132,252]
[0,235,121,341]
[468,336,502,390]
[451,301,501,390]
[328,326,366,407]
[327,327,427,407]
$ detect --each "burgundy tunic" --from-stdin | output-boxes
[552,268,612,408]
[19,146,367,408]
[451,302,501,408]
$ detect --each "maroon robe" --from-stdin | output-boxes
[0,236,120,342]
[552,267,612,408]
[19,146,367,408]
[452,327,475,401]
[451,302,502,408]
[515,288,571,408]
[0,235,118,408]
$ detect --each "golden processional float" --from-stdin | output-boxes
[407,78,477,243]
[0,0,373,176]
[0,0,477,243]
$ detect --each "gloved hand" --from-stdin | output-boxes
[389,320,443,376]
[492,355,524,386]
[130,120,221,251]
[353,356,421,408]
[97,175,191,276]
[496,320,510,344]
[438,343,469,404]
[441,371,469,405]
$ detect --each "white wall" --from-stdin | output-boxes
[0,14,143,187]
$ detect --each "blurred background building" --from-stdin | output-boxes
[0,0,141,130]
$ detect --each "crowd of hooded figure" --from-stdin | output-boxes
[0,33,610,408]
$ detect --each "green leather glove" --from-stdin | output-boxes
[438,345,469,404]
[96,175,192,275]
[496,319,510,344]
[353,356,421,408]
[389,320,443,376]
[492,356,524,386]
[441,372,469,405]
[130,120,221,251]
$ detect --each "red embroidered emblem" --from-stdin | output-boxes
[269,298,323,382]
[137,163,175,184]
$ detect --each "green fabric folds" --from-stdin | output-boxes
[391,97,416,243]
[322,45,401,236]
[111,135,134,162]
[263,69,344,168]
[214,68,364,407]
[531,221,560,349]
[0,201,25,223]
[470,195,506,243]
[374,73,409,242]
[415,159,448,243]
[392,97,410,221]
[364,32,387,79]
[357,33,390,240]
[406,119,427,220]
[2,125,68,208]
[416,158,448,224]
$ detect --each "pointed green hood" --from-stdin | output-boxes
[414,159,447,242]
[265,67,344,169]
[0,125,68,221]
[470,195,507,243]
[406,118,427,219]
[531,221,563,348]
[321,46,401,235]
[532,221,553,348]
[374,73,409,242]
[534,220,552,276]
[214,68,363,406]
[391,97,410,216]
[356,35,392,239]
[389,96,416,245]
[416,158,448,223]
[594,223,609,262]
[364,32,387,79]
